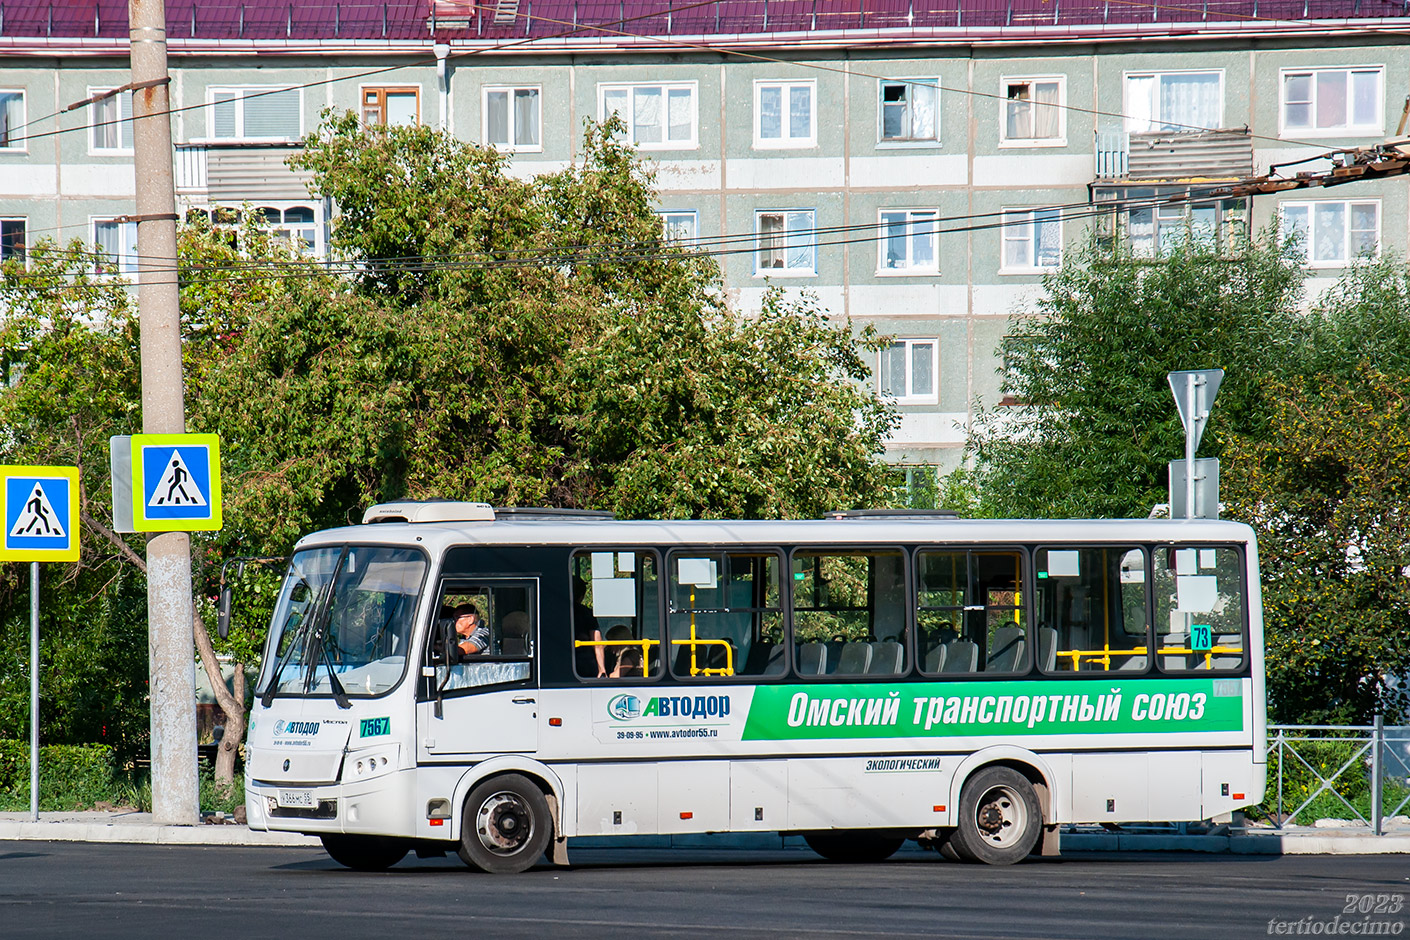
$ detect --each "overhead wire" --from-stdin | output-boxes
[5,184,1266,291]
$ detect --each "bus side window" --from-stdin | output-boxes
[1153,545,1246,673]
[916,551,1026,675]
[431,583,534,691]
[1034,547,1149,674]
[667,551,784,679]
[790,550,907,677]
[571,550,662,681]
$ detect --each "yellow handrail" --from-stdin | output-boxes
[670,637,734,676]
[1058,645,1242,670]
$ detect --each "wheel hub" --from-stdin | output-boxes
[974,786,1024,845]
[476,792,532,855]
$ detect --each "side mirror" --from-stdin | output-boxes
[217,583,232,640]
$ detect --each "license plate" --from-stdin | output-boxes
[278,789,315,808]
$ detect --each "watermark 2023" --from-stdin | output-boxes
[1267,895,1404,936]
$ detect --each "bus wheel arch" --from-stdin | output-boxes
[457,772,554,873]
[946,750,1055,865]
[452,759,565,872]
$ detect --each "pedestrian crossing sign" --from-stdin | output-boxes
[0,466,80,562]
[131,434,222,532]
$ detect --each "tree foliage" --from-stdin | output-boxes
[966,236,1305,518]
[0,245,151,763]
[959,236,1410,722]
[0,116,897,773]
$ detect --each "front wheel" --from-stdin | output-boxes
[320,834,409,871]
[947,766,1042,865]
[458,774,552,873]
[803,831,905,863]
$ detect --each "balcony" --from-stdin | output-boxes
[174,143,313,202]
[1095,127,1254,182]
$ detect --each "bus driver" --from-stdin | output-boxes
[445,605,490,659]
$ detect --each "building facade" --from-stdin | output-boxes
[1,1,1407,469]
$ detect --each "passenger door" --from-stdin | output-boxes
[417,579,539,758]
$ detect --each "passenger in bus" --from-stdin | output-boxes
[572,576,608,677]
[611,647,643,678]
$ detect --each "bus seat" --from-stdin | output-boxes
[1116,651,1148,671]
[986,626,1026,672]
[1038,627,1057,672]
[836,642,873,675]
[867,641,903,675]
[923,643,946,673]
[743,641,786,675]
[500,611,530,656]
[941,638,978,673]
[1161,633,1188,670]
[797,642,827,675]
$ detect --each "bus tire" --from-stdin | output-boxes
[320,834,409,871]
[802,831,905,863]
[458,774,552,874]
[949,766,1042,866]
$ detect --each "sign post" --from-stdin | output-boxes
[1,465,81,822]
[1167,369,1224,519]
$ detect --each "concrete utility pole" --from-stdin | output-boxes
[129,0,198,825]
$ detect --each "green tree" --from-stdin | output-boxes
[3,115,898,793]
[1223,371,1410,723]
[0,243,152,766]
[963,235,1306,518]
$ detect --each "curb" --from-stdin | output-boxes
[1061,831,1410,855]
[2,817,1408,854]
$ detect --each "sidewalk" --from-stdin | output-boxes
[0,811,319,847]
[2,811,1409,854]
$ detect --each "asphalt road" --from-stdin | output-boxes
[1,841,1407,940]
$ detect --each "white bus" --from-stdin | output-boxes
[243,502,1266,871]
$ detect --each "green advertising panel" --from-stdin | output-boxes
[740,678,1244,741]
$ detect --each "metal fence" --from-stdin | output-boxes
[1267,718,1410,835]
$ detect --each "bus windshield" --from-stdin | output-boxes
[259,545,427,698]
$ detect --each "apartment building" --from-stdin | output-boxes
[1,0,1406,469]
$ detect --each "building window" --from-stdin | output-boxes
[601,83,697,149]
[89,88,134,153]
[93,219,138,275]
[1095,187,1247,257]
[755,210,816,275]
[1,219,25,262]
[657,210,698,245]
[1281,68,1382,135]
[188,203,322,255]
[362,87,420,126]
[1124,71,1222,133]
[1001,78,1064,144]
[0,90,25,149]
[755,80,815,148]
[879,79,938,143]
[483,86,540,151]
[208,86,302,141]
[878,209,938,272]
[1281,200,1379,266]
[1001,208,1062,272]
[879,339,938,405]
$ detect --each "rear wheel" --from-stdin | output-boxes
[803,831,905,863]
[457,774,552,874]
[320,834,409,871]
[948,766,1042,865]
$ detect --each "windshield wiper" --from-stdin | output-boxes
[307,620,352,710]
[258,576,327,708]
